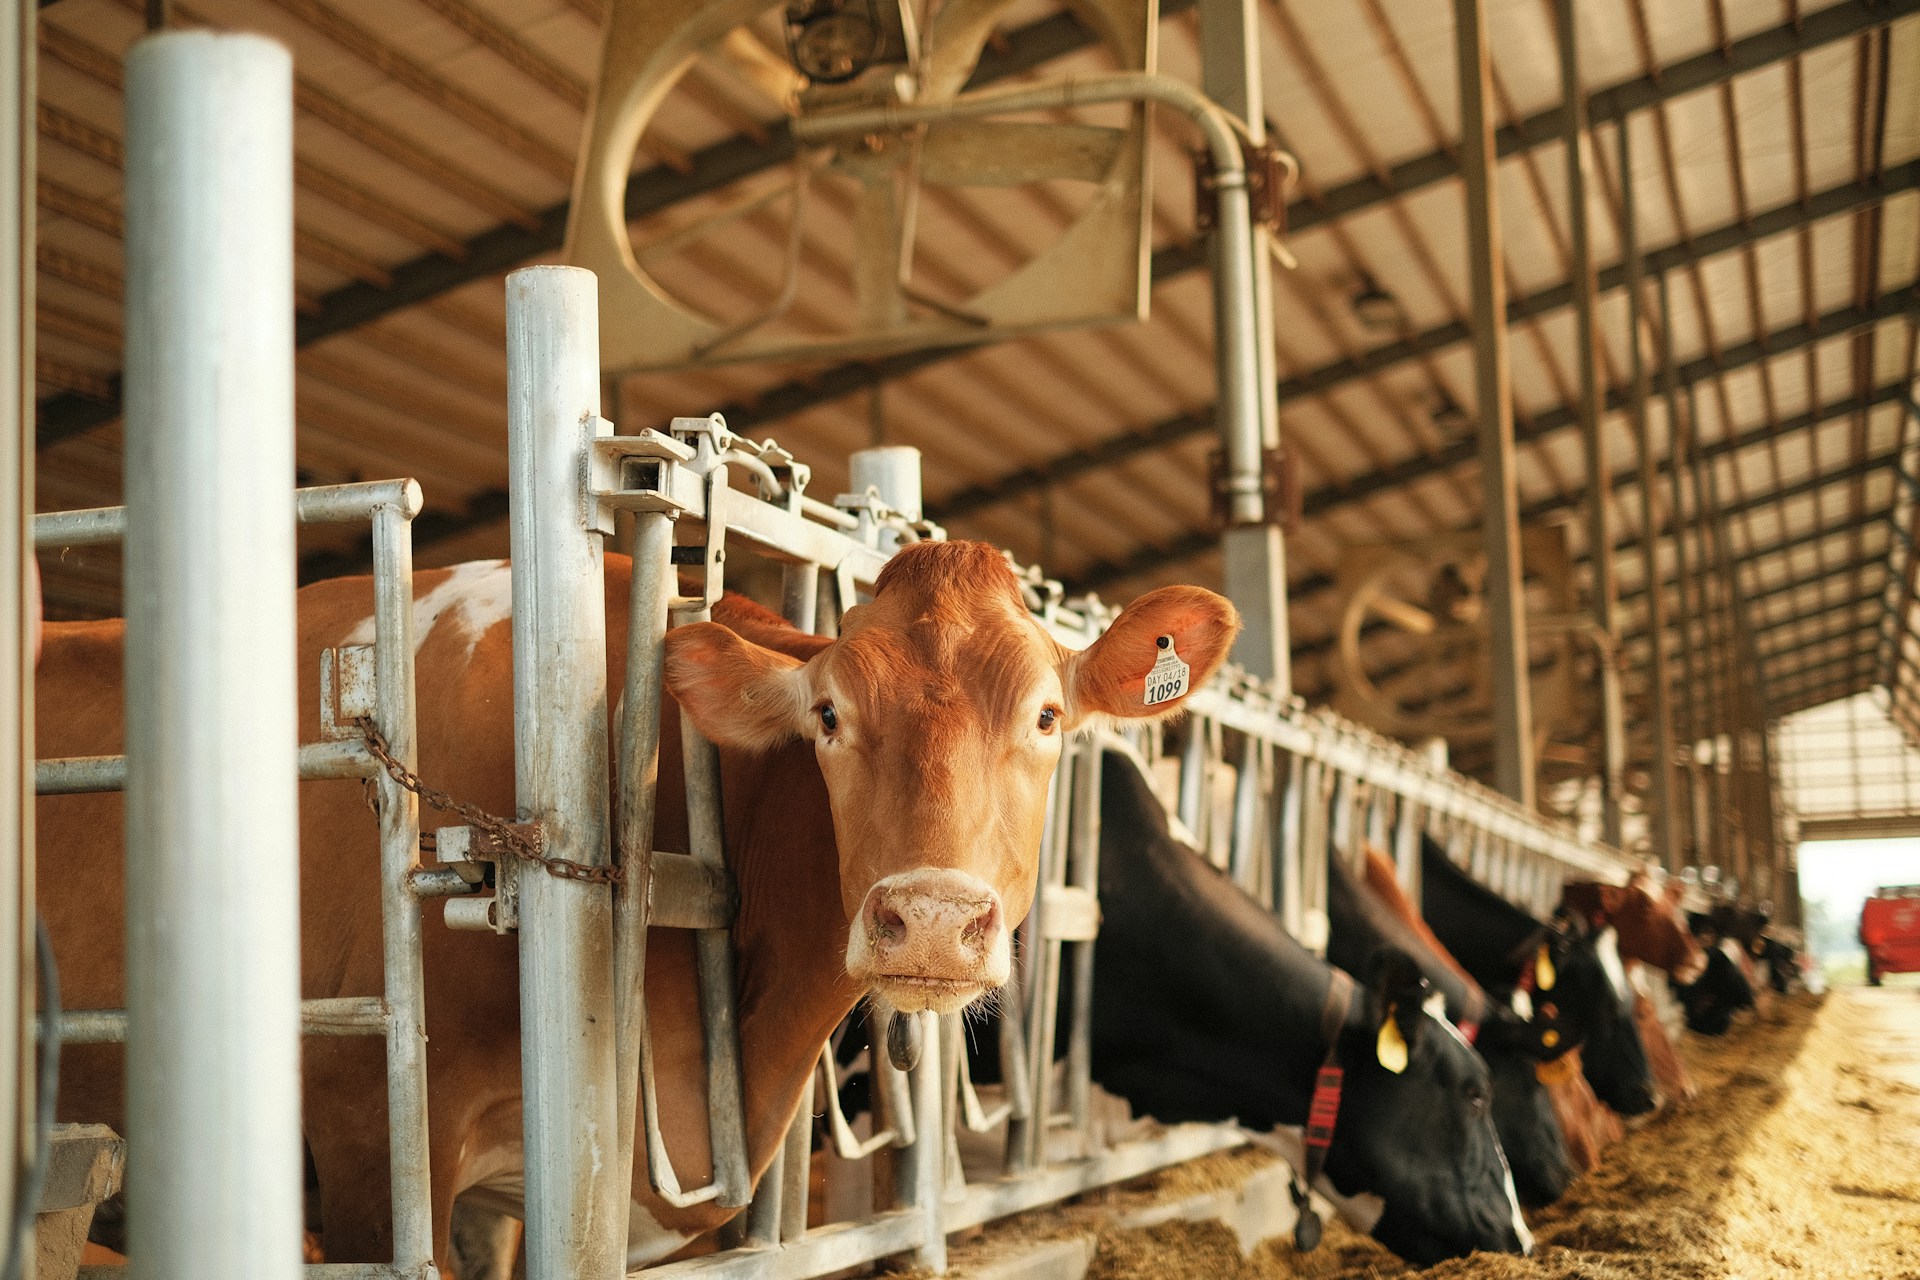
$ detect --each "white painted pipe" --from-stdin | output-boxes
[123,30,303,1280]
[505,265,625,1280]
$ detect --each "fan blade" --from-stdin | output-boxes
[709,26,804,114]
[1363,593,1438,636]
[919,121,1125,186]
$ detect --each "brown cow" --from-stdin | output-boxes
[37,541,1235,1267]
[1561,873,1706,1107]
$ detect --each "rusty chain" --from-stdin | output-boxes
[355,716,624,886]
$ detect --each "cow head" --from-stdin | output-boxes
[1562,876,1707,985]
[665,541,1236,1014]
[1328,949,1532,1264]
[1473,1009,1574,1207]
[1518,917,1656,1116]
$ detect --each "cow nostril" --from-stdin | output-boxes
[871,904,906,942]
[961,900,999,946]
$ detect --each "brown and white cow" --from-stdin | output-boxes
[37,539,1236,1267]
[1561,874,1707,1107]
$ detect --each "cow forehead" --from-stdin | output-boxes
[825,609,1059,719]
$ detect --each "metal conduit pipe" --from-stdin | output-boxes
[791,73,1278,531]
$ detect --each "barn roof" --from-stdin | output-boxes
[31,0,1920,799]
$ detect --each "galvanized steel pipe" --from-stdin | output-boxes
[506,265,624,1280]
[123,29,304,1280]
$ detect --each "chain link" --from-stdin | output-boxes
[356,716,624,886]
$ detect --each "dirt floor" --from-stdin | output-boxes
[957,983,1920,1280]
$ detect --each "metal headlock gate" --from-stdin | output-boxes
[23,31,1644,1277]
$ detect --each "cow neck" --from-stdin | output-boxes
[717,736,863,1173]
[1096,760,1350,1121]
[1328,855,1485,1041]
[1419,836,1545,989]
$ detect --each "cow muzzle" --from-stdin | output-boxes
[847,869,1009,1014]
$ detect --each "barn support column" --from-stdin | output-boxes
[1455,0,1535,806]
[122,32,304,1280]
[1557,0,1626,846]
[507,265,624,1280]
[1200,0,1290,689]
[1615,107,1679,869]
[0,0,28,1258]
[1653,257,1705,869]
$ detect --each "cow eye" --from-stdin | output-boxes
[1038,706,1059,733]
[818,703,838,734]
[1463,1082,1488,1109]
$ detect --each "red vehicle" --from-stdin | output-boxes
[1860,887,1920,986]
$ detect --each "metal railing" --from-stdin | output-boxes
[479,268,1643,1278]
[36,479,436,1280]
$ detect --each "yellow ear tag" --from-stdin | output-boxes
[1535,944,1557,992]
[1535,1051,1579,1086]
[1376,1006,1409,1075]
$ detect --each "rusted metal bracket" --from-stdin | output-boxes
[1209,445,1300,532]
[435,821,538,933]
[1193,139,1295,237]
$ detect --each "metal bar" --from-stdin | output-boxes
[0,0,25,1251]
[505,265,623,1280]
[58,996,389,1044]
[895,1012,945,1271]
[35,478,425,547]
[637,1208,927,1280]
[1558,0,1624,845]
[614,507,674,1241]
[1063,738,1102,1139]
[1619,108,1679,869]
[676,703,753,1209]
[37,739,389,794]
[1199,0,1290,686]
[122,30,303,1280]
[369,493,434,1277]
[1456,0,1534,806]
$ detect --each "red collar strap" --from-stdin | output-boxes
[1456,985,1486,1045]
[1292,969,1355,1252]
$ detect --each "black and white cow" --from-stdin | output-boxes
[1419,837,1657,1117]
[1088,753,1532,1264]
[1673,911,1758,1034]
[1326,856,1574,1207]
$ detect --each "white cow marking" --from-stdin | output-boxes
[1595,926,1632,1006]
[343,559,513,659]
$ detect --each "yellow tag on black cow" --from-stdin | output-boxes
[1376,1008,1408,1075]
[1535,944,1557,992]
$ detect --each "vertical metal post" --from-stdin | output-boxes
[1063,738,1103,1137]
[1669,369,1729,876]
[895,1012,945,1271]
[1455,0,1535,807]
[614,509,675,1249]
[1653,262,1704,867]
[371,497,434,1274]
[123,31,303,1280]
[1617,113,1679,870]
[1557,0,1624,844]
[506,265,623,1280]
[0,0,28,1256]
[1199,0,1290,688]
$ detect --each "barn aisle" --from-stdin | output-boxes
[941,989,1920,1280]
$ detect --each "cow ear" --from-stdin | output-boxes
[663,621,813,751]
[1363,947,1430,1070]
[1064,586,1239,724]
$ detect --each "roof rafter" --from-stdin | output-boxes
[1070,298,1920,594]
[938,163,1920,525]
[37,0,1911,451]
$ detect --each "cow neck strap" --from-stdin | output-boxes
[1458,983,1486,1045]
[1290,968,1354,1252]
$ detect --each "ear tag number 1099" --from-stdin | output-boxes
[1144,635,1190,707]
